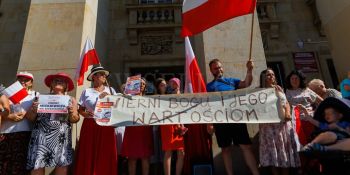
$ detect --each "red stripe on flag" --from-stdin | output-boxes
[9,87,28,104]
[181,0,256,37]
[189,58,207,93]
[77,49,100,85]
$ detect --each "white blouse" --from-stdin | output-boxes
[1,90,39,133]
[79,86,117,113]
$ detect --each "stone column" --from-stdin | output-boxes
[199,13,266,174]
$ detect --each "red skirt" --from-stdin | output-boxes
[183,124,213,175]
[160,125,184,151]
[74,118,118,175]
[121,126,154,159]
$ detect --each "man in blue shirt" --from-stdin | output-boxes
[340,71,350,100]
[207,59,259,175]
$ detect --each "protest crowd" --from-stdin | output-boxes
[1,0,350,174]
[0,58,350,175]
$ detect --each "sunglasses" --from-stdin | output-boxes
[52,78,66,84]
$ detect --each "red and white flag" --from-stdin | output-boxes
[3,81,28,104]
[181,0,256,37]
[75,38,100,86]
[184,37,207,93]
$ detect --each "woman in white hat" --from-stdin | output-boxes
[74,66,118,175]
[0,72,39,175]
[26,72,79,175]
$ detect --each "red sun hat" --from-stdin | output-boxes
[44,72,75,92]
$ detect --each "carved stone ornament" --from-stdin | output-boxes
[141,35,173,55]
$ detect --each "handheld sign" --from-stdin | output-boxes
[124,75,141,95]
[37,95,70,114]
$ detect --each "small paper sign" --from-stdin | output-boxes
[124,75,141,95]
[37,95,70,114]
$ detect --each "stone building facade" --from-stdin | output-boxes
[0,0,343,174]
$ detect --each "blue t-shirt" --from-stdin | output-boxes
[319,121,350,131]
[340,78,350,98]
[206,77,241,92]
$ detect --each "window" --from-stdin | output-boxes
[140,0,173,4]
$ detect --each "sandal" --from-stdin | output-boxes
[311,143,326,152]
[301,143,314,153]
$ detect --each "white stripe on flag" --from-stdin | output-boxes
[3,81,23,96]
[182,0,208,13]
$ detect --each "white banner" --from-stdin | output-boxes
[94,88,281,127]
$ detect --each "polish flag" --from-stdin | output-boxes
[184,37,206,93]
[75,38,100,86]
[3,81,28,104]
[181,0,256,37]
[183,37,211,175]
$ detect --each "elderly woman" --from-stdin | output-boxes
[0,72,39,175]
[122,78,154,175]
[74,66,118,175]
[308,79,342,99]
[26,72,79,175]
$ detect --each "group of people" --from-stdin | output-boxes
[0,59,349,175]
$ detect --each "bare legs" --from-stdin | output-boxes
[163,150,185,175]
[128,158,150,175]
[311,131,337,145]
[31,166,68,175]
[221,145,259,175]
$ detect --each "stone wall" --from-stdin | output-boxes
[316,0,350,81]
[0,0,31,86]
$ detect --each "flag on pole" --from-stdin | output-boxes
[183,37,212,175]
[75,38,100,86]
[3,81,28,104]
[181,0,256,37]
[184,37,207,93]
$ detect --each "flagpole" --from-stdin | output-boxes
[248,0,257,61]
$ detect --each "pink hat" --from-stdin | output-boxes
[169,78,180,88]
[17,72,34,80]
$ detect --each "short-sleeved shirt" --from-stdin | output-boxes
[325,88,342,99]
[340,78,350,98]
[1,90,39,133]
[319,121,350,131]
[206,77,241,92]
[79,87,117,113]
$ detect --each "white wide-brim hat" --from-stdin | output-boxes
[87,66,110,81]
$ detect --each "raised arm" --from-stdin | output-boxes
[238,60,254,89]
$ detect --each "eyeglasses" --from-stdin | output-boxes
[52,78,66,84]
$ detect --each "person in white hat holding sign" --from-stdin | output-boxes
[0,72,39,175]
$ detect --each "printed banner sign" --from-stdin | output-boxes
[38,95,70,114]
[94,88,281,127]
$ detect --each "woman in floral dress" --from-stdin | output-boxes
[26,73,79,175]
[259,68,301,175]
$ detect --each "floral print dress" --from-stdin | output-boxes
[259,92,301,168]
[26,112,73,170]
